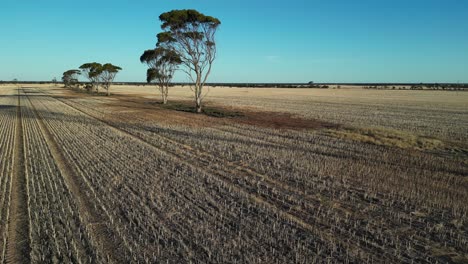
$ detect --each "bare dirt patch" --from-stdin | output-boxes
[48,87,340,130]
[108,97,340,130]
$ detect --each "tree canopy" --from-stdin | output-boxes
[159,9,220,31]
[79,63,102,90]
[100,63,122,96]
[140,47,181,104]
[156,9,221,112]
[78,62,121,95]
[62,70,80,88]
[140,47,181,70]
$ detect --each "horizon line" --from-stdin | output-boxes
[1,81,467,85]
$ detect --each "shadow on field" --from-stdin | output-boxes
[56,86,340,130]
[111,97,340,130]
[0,94,107,128]
[0,104,16,110]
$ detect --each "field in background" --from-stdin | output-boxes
[0,84,467,263]
[109,84,468,142]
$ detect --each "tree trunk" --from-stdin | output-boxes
[160,85,168,104]
[195,95,202,113]
[195,71,203,113]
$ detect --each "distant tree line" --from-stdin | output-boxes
[364,83,468,90]
[205,83,330,88]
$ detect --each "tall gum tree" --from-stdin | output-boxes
[156,9,221,113]
[79,62,102,93]
[100,63,122,96]
[140,47,181,104]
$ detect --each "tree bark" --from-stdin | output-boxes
[195,72,203,113]
[195,95,202,113]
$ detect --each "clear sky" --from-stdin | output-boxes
[0,0,467,83]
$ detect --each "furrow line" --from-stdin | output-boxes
[42,88,387,260]
[41,90,335,238]
[5,89,30,264]
[55,93,342,215]
[23,91,127,263]
[0,92,18,264]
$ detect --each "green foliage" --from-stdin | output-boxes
[140,47,181,85]
[101,63,122,73]
[146,68,158,83]
[159,9,221,31]
[140,47,181,103]
[64,69,81,76]
[80,62,103,79]
[181,31,204,41]
[156,32,176,44]
[140,47,181,67]
[62,69,80,88]
[99,63,122,95]
[72,62,122,94]
[155,9,221,112]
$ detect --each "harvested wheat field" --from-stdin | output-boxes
[0,84,466,263]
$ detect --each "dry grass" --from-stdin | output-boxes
[107,84,468,142]
[325,126,445,151]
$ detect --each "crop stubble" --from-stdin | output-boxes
[0,85,466,263]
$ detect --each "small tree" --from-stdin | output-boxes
[140,47,181,104]
[52,77,57,87]
[79,62,102,93]
[99,63,122,96]
[156,9,221,113]
[62,70,80,88]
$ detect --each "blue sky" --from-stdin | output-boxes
[0,0,467,83]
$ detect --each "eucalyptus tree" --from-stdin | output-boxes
[140,47,181,104]
[62,70,80,88]
[79,62,102,93]
[156,9,221,113]
[99,63,122,96]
